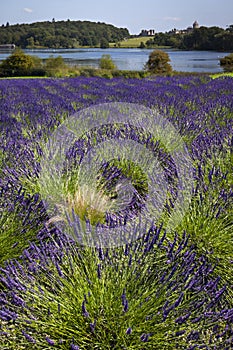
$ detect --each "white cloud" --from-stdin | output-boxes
[163,17,181,22]
[24,8,33,13]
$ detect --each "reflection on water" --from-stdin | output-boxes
[0,48,229,73]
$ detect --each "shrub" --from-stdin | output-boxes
[112,70,149,79]
[145,49,172,75]
[0,50,47,77]
[0,49,35,77]
[30,67,47,76]
[220,53,233,72]
[44,55,67,77]
[80,67,99,77]
[99,54,116,70]
[94,69,113,78]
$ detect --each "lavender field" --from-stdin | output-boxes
[0,75,232,349]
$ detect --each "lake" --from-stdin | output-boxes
[0,48,229,73]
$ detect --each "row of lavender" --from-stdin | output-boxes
[0,76,232,349]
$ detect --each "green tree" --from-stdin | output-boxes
[27,36,35,48]
[0,49,34,76]
[99,54,116,70]
[138,41,146,48]
[100,38,109,48]
[145,49,172,74]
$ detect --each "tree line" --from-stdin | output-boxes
[1,48,232,78]
[146,25,233,51]
[0,50,150,78]
[0,20,130,49]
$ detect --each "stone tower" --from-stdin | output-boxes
[193,20,200,29]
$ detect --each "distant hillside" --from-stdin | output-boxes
[0,20,130,49]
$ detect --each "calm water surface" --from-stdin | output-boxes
[0,48,229,73]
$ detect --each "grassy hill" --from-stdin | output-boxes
[110,36,152,48]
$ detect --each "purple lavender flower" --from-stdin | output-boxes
[22,330,36,343]
[140,333,150,342]
[175,330,186,336]
[126,327,132,335]
[81,300,89,318]
[90,320,97,333]
[123,299,129,313]
[97,264,101,279]
[45,336,55,345]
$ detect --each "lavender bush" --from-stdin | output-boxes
[0,75,232,349]
[0,229,232,349]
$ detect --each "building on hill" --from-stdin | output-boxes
[139,29,155,36]
[139,21,200,37]
[169,21,200,35]
[193,20,200,29]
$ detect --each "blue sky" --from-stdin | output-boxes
[1,0,233,34]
